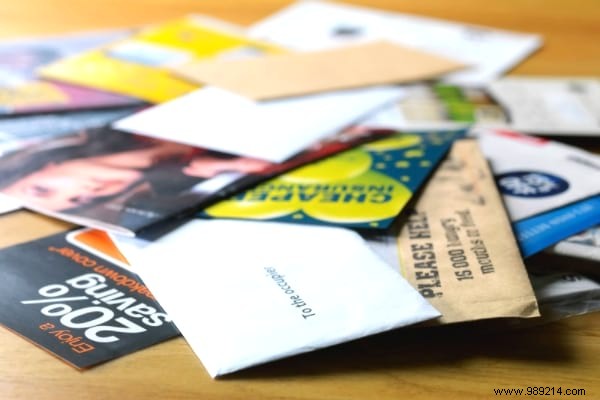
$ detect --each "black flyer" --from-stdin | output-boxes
[0,231,179,368]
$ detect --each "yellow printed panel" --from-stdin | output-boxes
[39,17,279,103]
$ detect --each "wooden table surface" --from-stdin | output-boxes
[1,1,599,399]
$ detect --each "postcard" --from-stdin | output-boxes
[394,140,538,324]
[0,124,391,236]
[476,128,600,221]
[172,40,464,100]
[111,219,439,377]
[249,0,542,86]
[0,30,140,115]
[39,16,280,103]
[204,129,464,230]
[0,231,178,369]
[514,195,600,258]
[488,77,600,136]
[113,85,403,163]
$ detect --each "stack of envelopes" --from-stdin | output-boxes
[0,0,598,378]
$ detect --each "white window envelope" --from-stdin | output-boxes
[249,0,542,86]
[113,85,403,163]
[476,129,600,221]
[112,219,439,377]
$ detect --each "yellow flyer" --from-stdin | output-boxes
[39,16,279,103]
[204,129,464,230]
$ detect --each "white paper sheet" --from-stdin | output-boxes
[488,77,600,136]
[530,272,600,303]
[113,85,403,163]
[249,0,542,86]
[475,128,600,221]
[0,193,20,215]
[113,219,439,377]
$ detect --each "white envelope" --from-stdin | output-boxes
[476,128,600,221]
[487,77,600,136]
[113,219,439,377]
[249,0,541,86]
[113,85,403,163]
[530,272,600,304]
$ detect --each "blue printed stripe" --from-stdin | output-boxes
[514,195,600,258]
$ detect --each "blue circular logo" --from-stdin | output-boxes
[496,171,569,198]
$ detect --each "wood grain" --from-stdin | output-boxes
[0,1,599,399]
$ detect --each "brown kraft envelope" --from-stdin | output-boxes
[397,139,539,324]
[171,40,466,100]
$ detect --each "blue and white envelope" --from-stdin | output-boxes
[476,128,600,222]
[515,195,600,257]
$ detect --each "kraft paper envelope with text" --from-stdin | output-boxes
[172,41,465,100]
[396,140,539,324]
[112,219,440,377]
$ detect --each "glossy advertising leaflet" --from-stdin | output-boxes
[476,128,600,221]
[39,16,280,103]
[0,30,140,115]
[0,230,178,369]
[204,129,464,230]
[113,219,440,377]
[0,107,139,215]
[249,0,541,86]
[0,125,391,237]
[395,140,539,324]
